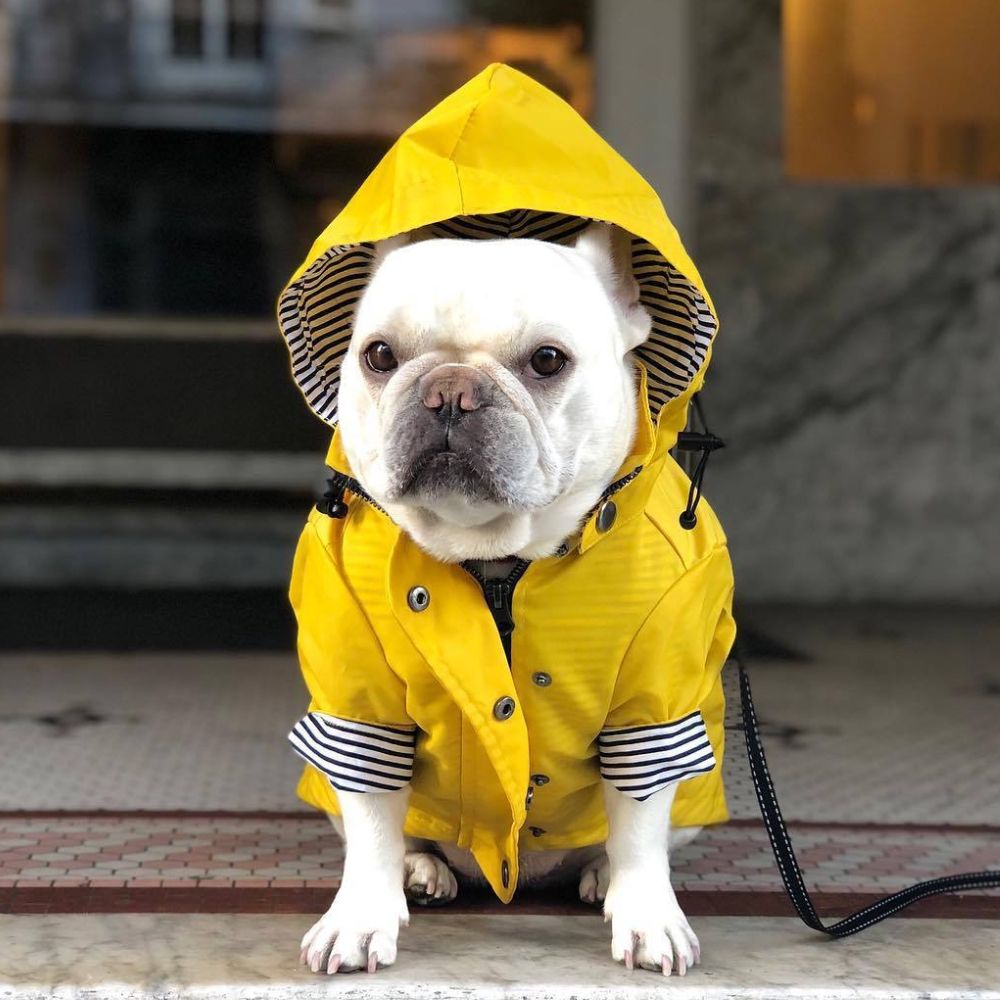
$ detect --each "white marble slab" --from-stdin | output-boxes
[691,0,1000,604]
[2,913,999,1000]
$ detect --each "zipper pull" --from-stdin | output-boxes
[484,580,515,637]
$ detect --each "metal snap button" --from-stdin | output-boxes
[529,826,545,837]
[531,773,550,786]
[492,696,516,721]
[531,671,552,687]
[501,858,510,888]
[595,499,617,533]
[406,586,430,612]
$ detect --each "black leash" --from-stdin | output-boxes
[735,649,1000,936]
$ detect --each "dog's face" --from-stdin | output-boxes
[337,222,651,561]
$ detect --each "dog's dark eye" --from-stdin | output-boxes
[364,341,398,373]
[529,346,567,378]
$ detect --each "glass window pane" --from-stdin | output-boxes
[227,0,264,61]
[171,0,205,59]
[0,1,592,319]
[785,0,1000,183]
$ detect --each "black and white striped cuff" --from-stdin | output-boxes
[598,711,716,801]
[288,712,416,793]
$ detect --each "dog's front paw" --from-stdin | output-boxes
[300,881,408,974]
[603,872,700,976]
[578,853,610,905]
[404,850,458,906]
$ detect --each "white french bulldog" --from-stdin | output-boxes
[299,222,702,977]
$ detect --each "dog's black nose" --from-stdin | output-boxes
[420,365,493,421]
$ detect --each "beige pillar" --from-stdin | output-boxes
[593,0,695,244]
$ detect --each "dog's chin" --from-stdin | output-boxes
[391,451,518,509]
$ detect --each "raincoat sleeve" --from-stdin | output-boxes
[600,544,735,801]
[286,513,416,794]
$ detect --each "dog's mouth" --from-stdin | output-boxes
[397,448,514,506]
[383,395,545,511]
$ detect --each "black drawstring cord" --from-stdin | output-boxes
[676,395,725,530]
[315,472,350,519]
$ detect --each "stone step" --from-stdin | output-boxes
[0,587,295,650]
[1,321,331,591]
[1,324,326,453]
[2,912,997,999]
[0,486,310,589]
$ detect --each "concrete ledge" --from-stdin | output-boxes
[2,913,998,1000]
[0,317,276,341]
[0,449,323,490]
[0,506,302,586]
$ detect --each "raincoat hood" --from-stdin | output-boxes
[281,66,735,904]
[278,62,719,453]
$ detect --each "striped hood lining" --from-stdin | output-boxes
[277,209,718,426]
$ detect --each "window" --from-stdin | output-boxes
[226,0,264,61]
[1,1,592,317]
[171,0,205,59]
[785,0,1000,184]
[170,0,265,64]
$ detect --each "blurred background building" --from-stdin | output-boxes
[0,0,998,649]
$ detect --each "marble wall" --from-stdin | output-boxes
[691,0,1000,602]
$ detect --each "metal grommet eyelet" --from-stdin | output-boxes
[595,499,617,533]
[531,671,552,687]
[492,696,516,721]
[501,859,510,888]
[531,773,550,786]
[406,586,430,612]
[529,826,545,837]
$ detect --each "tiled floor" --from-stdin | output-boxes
[0,652,306,811]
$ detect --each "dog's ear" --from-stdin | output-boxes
[573,222,651,351]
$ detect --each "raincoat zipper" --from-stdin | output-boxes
[460,467,642,663]
[595,465,643,503]
[460,558,530,666]
[315,470,389,518]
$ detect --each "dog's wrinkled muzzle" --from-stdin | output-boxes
[384,366,536,506]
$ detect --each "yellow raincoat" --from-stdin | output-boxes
[277,64,736,903]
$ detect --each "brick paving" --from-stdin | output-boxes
[1,812,996,915]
